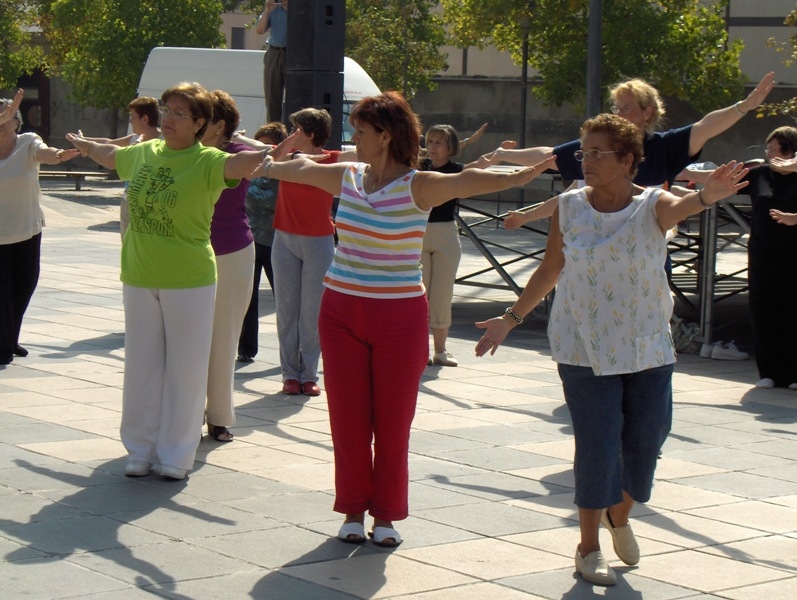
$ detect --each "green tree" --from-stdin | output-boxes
[0,1,44,89]
[761,6,797,119]
[345,0,448,98]
[36,0,226,110]
[441,0,746,113]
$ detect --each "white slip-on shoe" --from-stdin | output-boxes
[432,351,458,367]
[789,383,797,390]
[601,509,640,565]
[755,378,775,389]
[574,547,616,586]
[124,461,151,477]
[159,465,187,480]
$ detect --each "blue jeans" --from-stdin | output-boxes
[271,230,335,383]
[558,363,673,509]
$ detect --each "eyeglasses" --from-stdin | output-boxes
[610,104,637,115]
[574,149,620,162]
[158,106,193,121]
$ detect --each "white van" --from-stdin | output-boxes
[136,47,380,144]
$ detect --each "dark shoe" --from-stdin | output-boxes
[13,344,29,357]
[282,379,301,395]
[0,355,12,365]
[207,423,234,442]
[236,353,254,363]
[301,381,321,396]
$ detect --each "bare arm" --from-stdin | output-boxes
[480,145,555,167]
[255,0,275,35]
[456,122,488,156]
[66,133,118,170]
[464,140,517,170]
[251,155,350,196]
[503,195,561,229]
[35,146,81,166]
[688,72,775,157]
[655,161,749,231]
[474,209,565,357]
[412,156,558,211]
[78,132,136,147]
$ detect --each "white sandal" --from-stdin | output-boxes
[337,522,366,544]
[369,526,402,547]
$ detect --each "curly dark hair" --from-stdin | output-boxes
[580,113,644,179]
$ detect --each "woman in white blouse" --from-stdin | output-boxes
[0,89,79,365]
[475,113,748,586]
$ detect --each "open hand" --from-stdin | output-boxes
[0,89,23,126]
[702,161,749,205]
[474,317,513,357]
[770,209,797,226]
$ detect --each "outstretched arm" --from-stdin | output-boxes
[456,122,488,156]
[480,145,555,167]
[66,133,118,170]
[465,140,517,170]
[688,72,775,157]
[36,146,81,166]
[412,156,558,211]
[474,209,565,357]
[655,161,749,231]
[251,154,349,196]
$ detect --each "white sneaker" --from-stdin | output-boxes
[124,461,151,477]
[159,465,187,480]
[699,342,721,358]
[755,378,775,389]
[711,340,749,361]
[789,383,797,390]
[432,351,458,367]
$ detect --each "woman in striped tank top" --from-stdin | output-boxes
[253,92,556,547]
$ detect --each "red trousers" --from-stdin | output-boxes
[319,289,428,521]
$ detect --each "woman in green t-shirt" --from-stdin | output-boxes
[67,82,280,480]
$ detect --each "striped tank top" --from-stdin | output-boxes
[323,163,431,299]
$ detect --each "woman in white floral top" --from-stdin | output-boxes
[475,113,749,586]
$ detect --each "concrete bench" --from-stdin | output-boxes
[39,170,109,191]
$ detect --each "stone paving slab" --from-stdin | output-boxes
[0,182,796,598]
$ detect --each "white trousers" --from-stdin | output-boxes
[121,283,216,471]
[206,243,255,425]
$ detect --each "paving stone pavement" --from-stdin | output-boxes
[1,181,796,599]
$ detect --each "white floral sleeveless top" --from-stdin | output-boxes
[549,187,675,375]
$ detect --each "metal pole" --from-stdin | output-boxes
[517,22,530,208]
[586,0,603,117]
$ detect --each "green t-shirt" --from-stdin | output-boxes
[115,140,236,288]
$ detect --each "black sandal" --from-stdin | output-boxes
[207,424,234,442]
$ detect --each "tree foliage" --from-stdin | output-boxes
[345,0,448,98]
[440,0,746,113]
[0,1,44,89]
[761,7,797,120]
[36,0,226,110]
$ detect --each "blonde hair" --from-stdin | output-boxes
[609,78,666,133]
